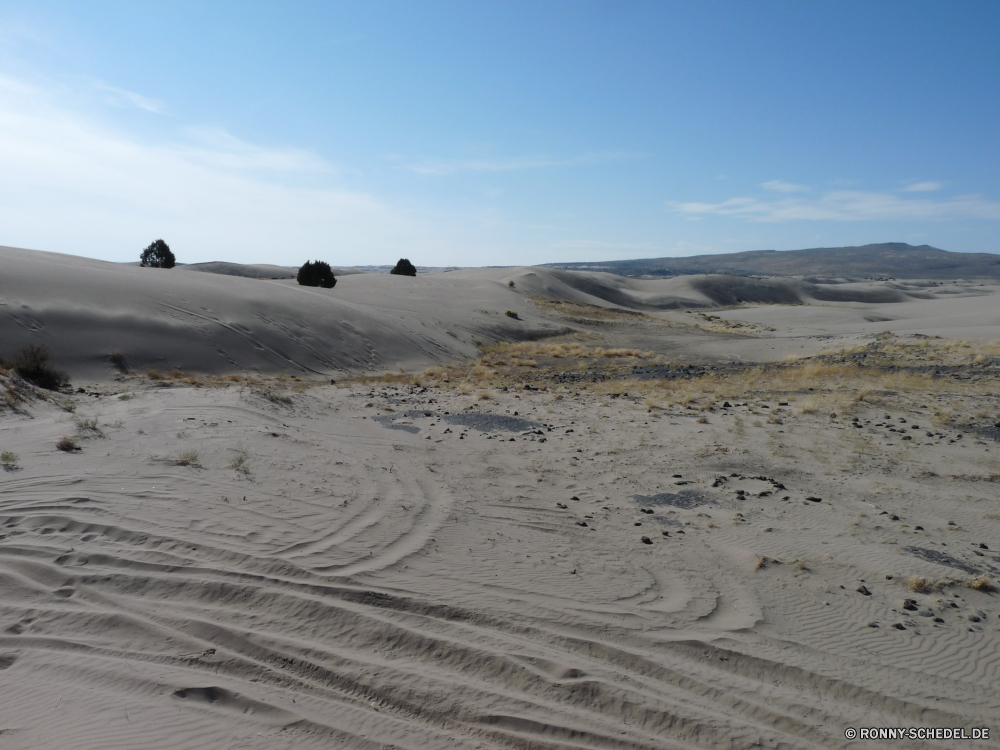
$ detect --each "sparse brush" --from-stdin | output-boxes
[477,390,492,400]
[0,451,19,468]
[56,436,79,452]
[505,310,520,320]
[147,369,163,380]
[531,298,651,322]
[250,386,294,405]
[229,451,251,477]
[696,416,708,424]
[75,417,105,438]
[9,345,70,391]
[172,450,200,467]
[967,575,995,592]
[908,576,938,593]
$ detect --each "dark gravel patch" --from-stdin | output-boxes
[903,546,983,575]
[443,413,543,433]
[969,423,1000,443]
[633,490,709,510]
[372,416,420,434]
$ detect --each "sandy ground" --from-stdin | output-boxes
[1,247,999,748]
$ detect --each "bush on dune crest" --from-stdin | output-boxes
[140,239,176,269]
[297,260,337,288]
[390,258,417,277]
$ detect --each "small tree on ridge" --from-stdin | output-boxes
[140,239,176,268]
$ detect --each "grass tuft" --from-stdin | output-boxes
[908,576,939,594]
[172,450,200,467]
[75,417,105,439]
[967,574,995,593]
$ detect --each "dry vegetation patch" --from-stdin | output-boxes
[349,334,998,427]
[531,298,652,324]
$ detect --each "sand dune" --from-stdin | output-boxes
[2,372,999,749]
[178,261,298,279]
[178,262,370,280]
[513,268,922,310]
[2,246,1000,748]
[0,246,563,380]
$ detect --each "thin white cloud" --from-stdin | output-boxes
[668,190,1000,222]
[0,73,441,264]
[88,78,167,114]
[901,181,943,192]
[760,180,809,193]
[396,151,641,176]
[550,240,666,251]
[179,125,331,172]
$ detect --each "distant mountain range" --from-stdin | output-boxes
[543,243,1000,279]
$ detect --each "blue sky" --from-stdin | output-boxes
[0,1,998,267]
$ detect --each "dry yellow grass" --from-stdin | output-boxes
[143,333,998,435]
[967,574,995,592]
[908,576,939,593]
[531,298,651,323]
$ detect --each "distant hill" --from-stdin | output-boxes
[543,243,1000,279]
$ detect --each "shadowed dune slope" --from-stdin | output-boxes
[178,262,368,279]
[0,246,965,382]
[511,267,915,310]
[0,246,556,379]
[177,261,297,279]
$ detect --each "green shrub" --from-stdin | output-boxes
[0,451,18,468]
[297,260,337,288]
[505,310,520,320]
[140,239,175,268]
[390,258,417,277]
